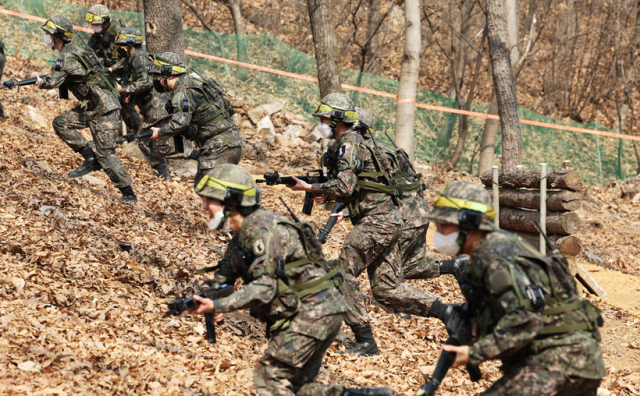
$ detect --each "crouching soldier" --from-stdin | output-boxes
[187,163,392,396]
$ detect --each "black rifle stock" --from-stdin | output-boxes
[418,303,481,396]
[117,129,153,144]
[317,202,346,244]
[165,281,234,343]
[256,169,327,215]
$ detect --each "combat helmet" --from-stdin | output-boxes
[149,52,187,76]
[115,26,143,46]
[426,181,496,232]
[355,106,374,134]
[196,164,261,208]
[85,4,111,25]
[41,15,74,43]
[312,93,358,125]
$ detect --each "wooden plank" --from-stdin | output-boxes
[480,169,583,191]
[576,266,607,298]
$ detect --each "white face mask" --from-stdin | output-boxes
[91,24,103,33]
[207,205,226,231]
[433,231,461,255]
[44,33,54,48]
[317,123,333,138]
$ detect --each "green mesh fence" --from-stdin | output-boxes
[1,0,638,184]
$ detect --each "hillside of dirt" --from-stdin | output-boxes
[1,55,640,395]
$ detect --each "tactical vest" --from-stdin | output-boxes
[466,235,602,340]
[246,221,343,332]
[58,43,117,97]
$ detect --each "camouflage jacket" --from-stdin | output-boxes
[119,47,152,96]
[38,42,120,117]
[311,128,400,222]
[87,22,121,68]
[158,73,240,148]
[211,210,346,332]
[466,230,606,379]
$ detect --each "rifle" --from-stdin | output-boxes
[317,202,346,244]
[256,169,327,215]
[417,303,482,396]
[2,76,69,99]
[116,129,153,144]
[165,280,234,344]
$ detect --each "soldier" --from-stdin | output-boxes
[426,181,606,395]
[113,27,173,179]
[36,15,136,201]
[0,39,6,118]
[85,4,140,133]
[148,52,243,186]
[288,93,455,357]
[354,107,468,318]
[187,163,391,396]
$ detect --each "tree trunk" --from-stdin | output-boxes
[486,0,522,170]
[364,0,382,74]
[144,0,186,61]
[394,0,421,162]
[487,188,583,211]
[500,207,581,235]
[480,169,583,191]
[226,0,249,81]
[478,95,500,175]
[513,231,582,256]
[306,0,342,97]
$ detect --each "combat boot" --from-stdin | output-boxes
[343,324,380,356]
[119,185,137,202]
[68,146,102,178]
[439,256,469,279]
[153,163,171,180]
[342,386,392,396]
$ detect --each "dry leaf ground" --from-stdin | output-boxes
[1,55,639,395]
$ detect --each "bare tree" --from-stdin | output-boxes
[486,0,522,170]
[222,0,249,80]
[395,0,421,161]
[307,0,343,97]
[144,0,186,60]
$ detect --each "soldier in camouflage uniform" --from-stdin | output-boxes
[148,52,243,186]
[425,181,606,395]
[354,107,468,319]
[288,94,456,357]
[0,39,6,118]
[113,27,173,179]
[85,4,140,133]
[187,164,391,396]
[36,15,136,201]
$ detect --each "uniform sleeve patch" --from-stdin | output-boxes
[337,145,346,158]
[253,238,266,256]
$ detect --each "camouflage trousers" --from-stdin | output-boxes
[254,313,344,396]
[119,98,141,133]
[400,223,441,279]
[483,364,601,396]
[339,213,439,327]
[194,128,243,187]
[53,106,132,188]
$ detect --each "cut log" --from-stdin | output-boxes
[500,207,581,235]
[512,231,582,256]
[576,266,607,297]
[487,188,583,211]
[481,169,583,191]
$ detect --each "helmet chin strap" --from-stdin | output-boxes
[215,206,233,231]
[162,75,169,92]
[455,228,470,255]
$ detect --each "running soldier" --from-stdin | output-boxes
[288,93,455,357]
[148,52,243,186]
[113,27,173,179]
[187,164,391,396]
[36,15,136,201]
[426,181,606,395]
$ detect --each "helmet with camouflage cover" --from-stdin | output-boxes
[115,26,143,46]
[195,164,261,207]
[41,15,74,43]
[149,52,187,76]
[355,106,374,134]
[312,93,358,124]
[426,181,496,231]
[85,4,111,25]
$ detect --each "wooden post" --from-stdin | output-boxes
[492,166,500,230]
[540,163,547,254]
[564,160,571,169]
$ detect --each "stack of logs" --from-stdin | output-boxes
[480,169,584,256]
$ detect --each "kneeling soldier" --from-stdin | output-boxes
[187,164,391,396]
